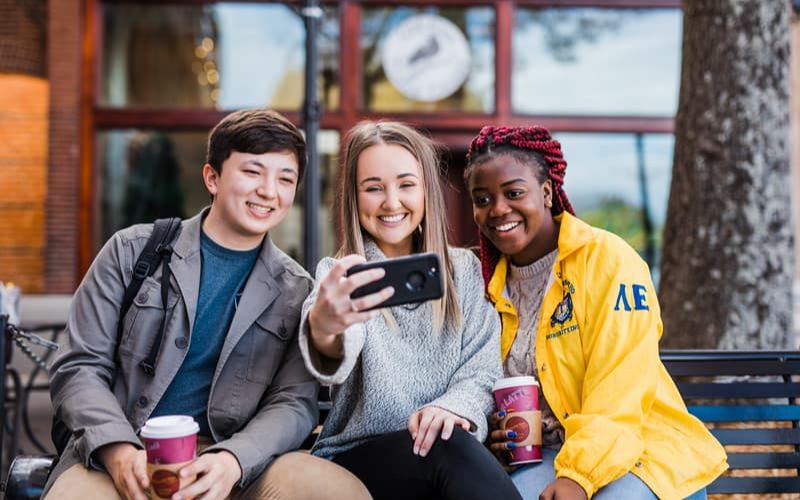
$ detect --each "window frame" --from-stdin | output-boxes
[81,0,681,272]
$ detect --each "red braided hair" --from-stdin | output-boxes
[464,126,574,286]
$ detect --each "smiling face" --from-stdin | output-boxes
[468,154,558,266]
[356,143,425,257]
[202,150,299,250]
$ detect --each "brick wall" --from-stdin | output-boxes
[46,0,83,293]
[0,75,49,292]
[0,0,46,77]
[0,0,49,293]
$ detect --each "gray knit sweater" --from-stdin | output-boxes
[298,241,502,459]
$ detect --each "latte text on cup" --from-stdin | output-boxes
[140,415,200,499]
[492,376,542,465]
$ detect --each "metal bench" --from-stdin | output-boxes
[3,455,55,500]
[4,350,799,498]
[661,349,800,495]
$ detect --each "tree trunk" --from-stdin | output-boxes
[659,0,794,349]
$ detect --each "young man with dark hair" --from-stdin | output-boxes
[45,109,371,499]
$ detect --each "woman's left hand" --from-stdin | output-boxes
[539,477,588,500]
[407,407,471,458]
[487,410,519,471]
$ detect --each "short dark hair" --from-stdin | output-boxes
[206,109,307,179]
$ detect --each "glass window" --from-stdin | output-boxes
[95,129,340,263]
[362,6,495,112]
[100,3,339,110]
[513,8,681,116]
[555,133,673,281]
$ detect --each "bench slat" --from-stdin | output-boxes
[661,350,800,363]
[677,382,800,399]
[688,405,800,422]
[707,476,800,494]
[727,452,800,469]
[710,428,800,445]
[661,350,800,359]
[663,359,800,377]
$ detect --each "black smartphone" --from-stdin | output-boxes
[346,252,444,311]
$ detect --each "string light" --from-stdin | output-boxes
[193,34,220,105]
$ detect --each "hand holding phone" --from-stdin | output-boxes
[346,253,444,311]
[307,255,395,357]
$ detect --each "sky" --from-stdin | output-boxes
[215,3,308,109]
[513,8,682,116]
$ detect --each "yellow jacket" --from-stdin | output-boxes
[487,212,727,500]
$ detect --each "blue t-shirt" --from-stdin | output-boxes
[151,230,260,436]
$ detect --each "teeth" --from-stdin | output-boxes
[495,222,520,232]
[247,202,274,214]
[379,214,405,223]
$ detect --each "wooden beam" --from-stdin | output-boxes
[79,0,99,278]
[495,1,512,121]
[93,108,344,130]
[339,0,361,131]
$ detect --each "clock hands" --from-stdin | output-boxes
[408,35,440,66]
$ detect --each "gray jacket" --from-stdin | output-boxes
[46,210,318,490]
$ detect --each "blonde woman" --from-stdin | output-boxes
[298,121,522,500]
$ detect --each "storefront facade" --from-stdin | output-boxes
[10,0,784,293]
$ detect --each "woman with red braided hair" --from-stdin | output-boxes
[464,126,727,500]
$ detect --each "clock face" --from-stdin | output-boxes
[381,14,472,103]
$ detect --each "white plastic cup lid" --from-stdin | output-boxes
[492,376,539,392]
[140,415,199,439]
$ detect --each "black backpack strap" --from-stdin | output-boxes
[116,217,182,373]
[139,239,177,375]
[54,218,181,457]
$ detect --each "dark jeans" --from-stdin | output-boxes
[332,428,523,500]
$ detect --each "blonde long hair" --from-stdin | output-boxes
[337,121,461,332]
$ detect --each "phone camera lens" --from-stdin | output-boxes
[406,271,426,292]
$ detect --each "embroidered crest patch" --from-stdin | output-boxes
[550,293,573,326]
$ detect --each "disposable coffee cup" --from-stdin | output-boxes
[140,415,200,499]
[492,376,542,465]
